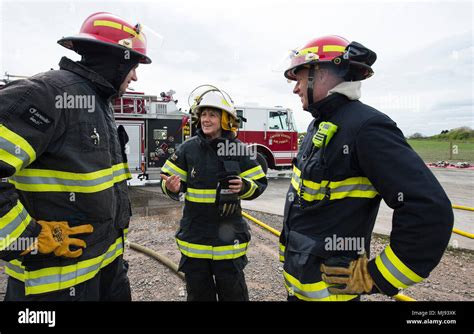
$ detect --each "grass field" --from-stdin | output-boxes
[407,140,474,163]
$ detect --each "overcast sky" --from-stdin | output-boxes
[0,0,472,136]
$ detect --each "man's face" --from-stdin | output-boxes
[293,68,310,110]
[119,65,139,95]
[292,67,330,110]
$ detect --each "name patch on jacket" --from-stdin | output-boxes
[21,106,53,132]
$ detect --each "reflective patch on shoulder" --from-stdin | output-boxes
[170,153,178,161]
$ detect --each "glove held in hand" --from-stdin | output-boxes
[320,254,375,295]
[22,220,93,258]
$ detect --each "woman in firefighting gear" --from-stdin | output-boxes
[280,35,453,301]
[160,85,267,301]
[0,12,152,300]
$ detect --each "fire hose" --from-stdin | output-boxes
[129,241,184,280]
[452,204,474,239]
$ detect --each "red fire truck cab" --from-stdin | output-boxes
[235,105,298,173]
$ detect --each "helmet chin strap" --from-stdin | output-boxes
[306,64,319,116]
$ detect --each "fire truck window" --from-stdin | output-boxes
[268,111,289,131]
[236,110,244,129]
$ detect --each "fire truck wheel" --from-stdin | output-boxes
[256,152,268,175]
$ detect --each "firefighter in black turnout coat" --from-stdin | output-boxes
[161,85,267,301]
[279,35,454,301]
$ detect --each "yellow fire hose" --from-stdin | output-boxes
[129,242,185,280]
[242,210,416,302]
[451,204,474,239]
[242,211,281,237]
[452,228,474,239]
[452,204,474,212]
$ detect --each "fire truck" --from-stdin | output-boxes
[234,105,298,173]
[113,91,190,181]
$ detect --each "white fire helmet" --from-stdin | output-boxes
[188,84,239,134]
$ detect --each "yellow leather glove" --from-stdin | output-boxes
[22,221,94,258]
[320,254,375,295]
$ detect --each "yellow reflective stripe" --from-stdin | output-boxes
[160,177,169,195]
[298,47,318,55]
[283,270,357,301]
[375,245,424,289]
[176,238,248,260]
[94,20,145,42]
[239,179,257,199]
[185,188,216,203]
[24,236,124,295]
[94,19,121,29]
[114,162,132,180]
[322,45,346,52]
[239,165,265,180]
[291,165,378,201]
[279,243,285,262]
[5,259,24,281]
[122,26,145,42]
[293,165,301,176]
[8,163,129,193]
[0,149,24,172]
[162,160,187,182]
[0,124,36,171]
[0,201,32,251]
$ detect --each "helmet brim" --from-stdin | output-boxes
[58,35,152,64]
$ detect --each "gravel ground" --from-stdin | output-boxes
[128,194,474,302]
[1,189,472,302]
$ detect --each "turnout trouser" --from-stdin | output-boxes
[4,256,131,301]
[179,255,249,301]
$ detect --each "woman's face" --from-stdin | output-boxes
[200,108,222,139]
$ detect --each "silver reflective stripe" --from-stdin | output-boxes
[244,169,264,179]
[178,244,246,256]
[186,191,215,199]
[0,137,31,167]
[10,174,113,187]
[379,249,418,287]
[284,277,332,300]
[6,261,24,275]
[292,178,376,195]
[162,162,187,182]
[331,184,376,193]
[302,185,327,196]
[24,241,124,288]
[0,205,30,239]
[113,167,128,178]
[292,173,301,184]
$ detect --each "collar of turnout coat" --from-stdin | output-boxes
[58,57,117,99]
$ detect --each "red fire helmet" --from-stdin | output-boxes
[284,35,349,80]
[58,12,152,64]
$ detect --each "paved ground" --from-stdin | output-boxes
[242,168,474,250]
